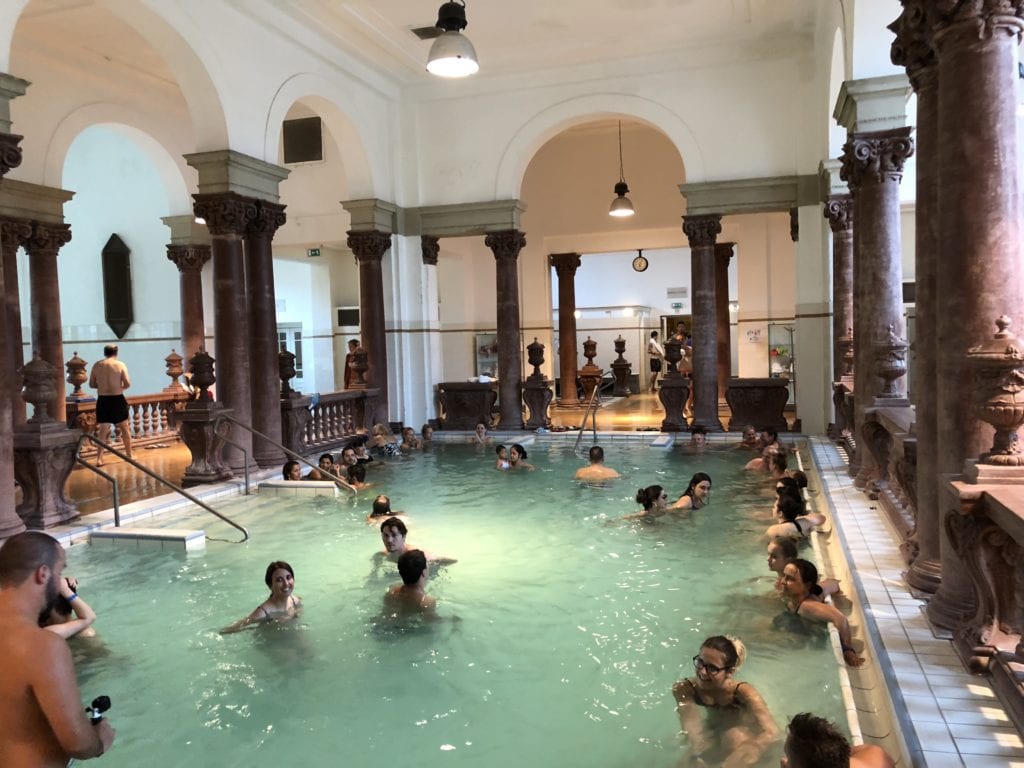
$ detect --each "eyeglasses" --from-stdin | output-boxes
[692,655,727,675]
[659,493,668,500]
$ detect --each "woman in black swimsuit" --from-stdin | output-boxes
[672,472,712,511]
[221,560,303,634]
[779,559,863,667]
[672,635,778,767]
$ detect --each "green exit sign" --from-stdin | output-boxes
[306,247,321,258]
[671,302,683,310]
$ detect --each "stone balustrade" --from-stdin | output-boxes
[301,389,377,451]
[861,406,917,561]
[66,389,191,455]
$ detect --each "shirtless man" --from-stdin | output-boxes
[374,517,456,574]
[88,344,132,466]
[574,446,621,482]
[0,532,116,766]
[781,712,895,768]
[382,549,437,621]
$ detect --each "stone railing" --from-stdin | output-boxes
[66,388,191,454]
[861,405,917,562]
[279,388,379,456]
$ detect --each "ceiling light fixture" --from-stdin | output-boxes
[609,121,635,218]
[426,1,479,78]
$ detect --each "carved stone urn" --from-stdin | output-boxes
[967,316,1024,465]
[23,354,57,423]
[278,348,298,396]
[873,323,908,399]
[526,337,546,382]
[658,337,689,431]
[65,351,88,400]
[164,349,184,390]
[577,337,603,404]
[663,336,682,374]
[350,345,369,389]
[188,349,217,401]
[523,338,553,428]
[610,335,632,396]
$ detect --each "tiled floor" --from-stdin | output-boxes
[811,437,1024,768]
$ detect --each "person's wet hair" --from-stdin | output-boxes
[319,453,334,465]
[347,462,366,483]
[767,450,788,473]
[690,425,708,438]
[282,460,300,480]
[397,549,427,585]
[420,423,433,438]
[635,485,664,511]
[264,560,294,588]
[0,532,61,587]
[495,444,506,456]
[762,426,779,442]
[770,537,799,562]
[700,634,745,670]
[783,712,851,768]
[103,344,118,357]
[589,445,605,462]
[789,558,818,587]
[778,495,805,523]
[511,443,528,460]
[791,469,809,489]
[682,472,712,498]
[371,495,392,517]
[381,516,407,537]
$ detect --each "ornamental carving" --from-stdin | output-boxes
[966,315,1024,465]
[421,235,440,266]
[889,1,937,90]
[840,128,915,190]
[0,132,23,177]
[682,214,722,247]
[27,222,72,254]
[166,244,212,273]
[0,216,32,250]
[823,196,854,233]
[193,193,258,237]
[548,252,581,275]
[931,1,1024,42]
[714,242,734,265]
[347,230,392,262]
[247,200,287,239]
[485,230,526,262]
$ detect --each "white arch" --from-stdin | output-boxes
[828,25,847,159]
[494,93,705,199]
[263,73,380,199]
[47,104,191,213]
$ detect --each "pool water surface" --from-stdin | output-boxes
[66,442,846,767]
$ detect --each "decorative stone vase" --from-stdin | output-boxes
[873,323,909,399]
[350,345,369,389]
[164,349,184,390]
[23,354,57,423]
[65,351,88,399]
[577,337,603,404]
[279,348,297,396]
[838,329,854,378]
[610,335,632,397]
[526,337,546,382]
[663,337,682,374]
[967,315,1024,466]
[188,349,216,400]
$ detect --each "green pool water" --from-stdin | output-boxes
[66,442,845,767]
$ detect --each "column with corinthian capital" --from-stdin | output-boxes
[714,243,733,405]
[348,230,392,423]
[0,217,26,536]
[549,252,581,407]
[683,214,723,431]
[166,244,211,361]
[486,230,526,429]
[1,217,31,426]
[193,192,258,473]
[26,222,73,421]
[824,196,854,384]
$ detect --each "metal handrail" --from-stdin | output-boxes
[75,433,250,543]
[214,413,358,496]
[573,386,601,456]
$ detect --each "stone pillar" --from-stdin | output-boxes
[549,252,581,406]
[485,230,527,429]
[683,214,723,431]
[192,192,258,473]
[824,195,855,383]
[1,217,30,427]
[245,201,287,468]
[347,230,392,423]
[26,222,72,422]
[840,129,913,486]
[166,245,211,361]
[714,242,733,404]
[926,4,1024,629]
[890,2,942,594]
[0,218,24,536]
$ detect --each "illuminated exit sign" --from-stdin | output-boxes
[307,247,321,258]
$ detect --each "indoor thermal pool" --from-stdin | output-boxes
[64,441,850,767]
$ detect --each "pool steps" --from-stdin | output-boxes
[257,479,341,497]
[90,527,206,551]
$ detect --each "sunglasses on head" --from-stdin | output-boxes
[692,655,727,675]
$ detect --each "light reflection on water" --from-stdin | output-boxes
[66,442,843,768]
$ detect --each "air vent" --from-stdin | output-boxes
[410,25,441,40]
[282,116,323,164]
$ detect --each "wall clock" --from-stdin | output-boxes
[632,253,648,272]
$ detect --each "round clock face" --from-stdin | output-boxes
[632,255,649,272]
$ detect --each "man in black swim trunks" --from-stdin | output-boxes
[88,344,132,466]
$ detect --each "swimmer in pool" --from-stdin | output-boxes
[367,494,404,524]
[495,444,510,470]
[621,485,670,522]
[221,560,302,634]
[574,445,621,482]
[778,559,863,667]
[508,443,535,470]
[373,517,456,573]
[766,538,842,603]
[672,635,778,768]
[282,460,302,481]
[672,472,712,510]
[782,711,896,768]
[382,549,438,622]
[39,576,97,640]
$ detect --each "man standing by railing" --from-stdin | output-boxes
[89,344,132,466]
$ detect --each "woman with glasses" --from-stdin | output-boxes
[672,635,778,768]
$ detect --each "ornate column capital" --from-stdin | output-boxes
[246,200,287,240]
[889,1,938,93]
[548,251,581,275]
[840,128,915,190]
[714,242,735,265]
[421,235,440,266]
[823,195,855,232]
[166,244,212,273]
[0,133,22,177]
[931,1,1024,46]
[485,229,526,262]
[27,222,72,254]
[0,215,32,249]
[193,192,258,237]
[682,214,722,247]
[347,230,392,263]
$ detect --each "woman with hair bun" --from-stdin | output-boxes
[621,484,670,522]
[672,635,779,767]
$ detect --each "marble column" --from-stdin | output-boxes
[549,252,581,407]
[347,229,391,423]
[26,222,72,422]
[714,242,733,404]
[824,196,854,383]
[1,217,30,426]
[485,230,527,429]
[840,128,913,487]
[166,244,211,361]
[683,214,723,431]
[891,1,942,594]
[926,3,1024,629]
[193,192,258,473]
[245,201,287,468]
[0,219,24,536]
